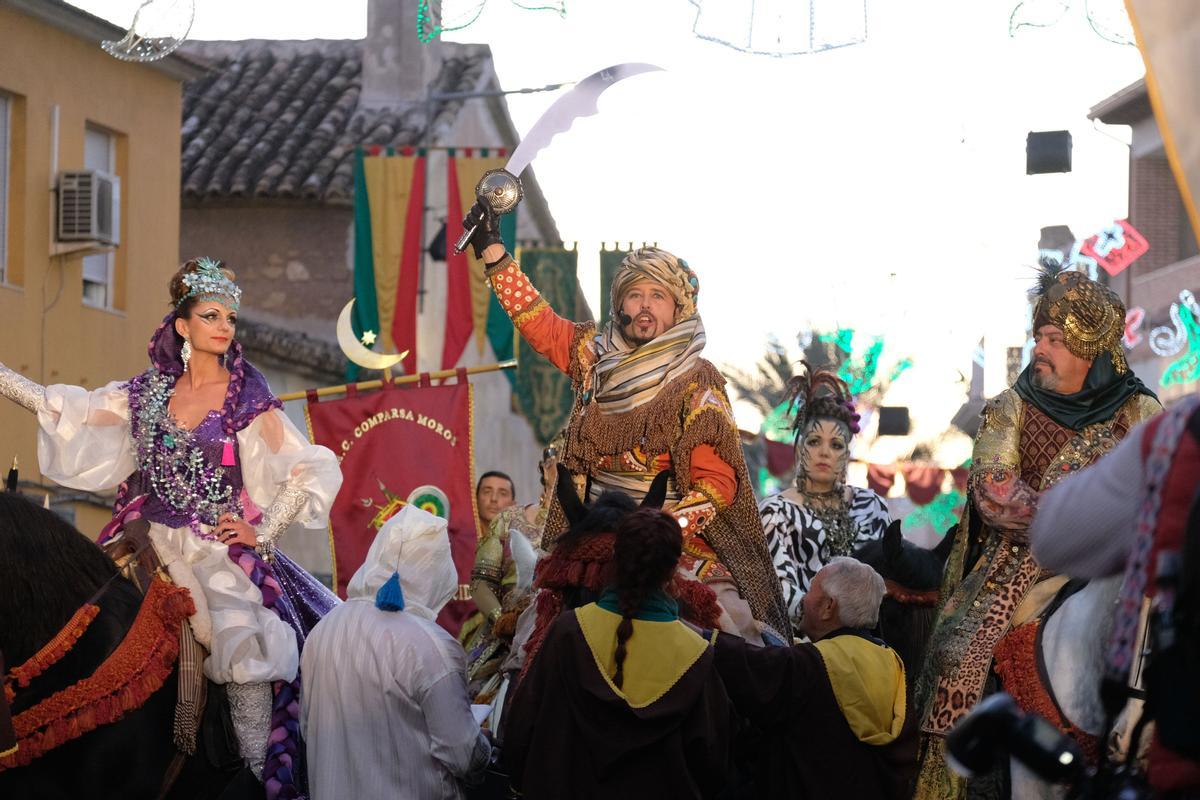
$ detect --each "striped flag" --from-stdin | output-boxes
[445,150,518,369]
[351,147,426,376]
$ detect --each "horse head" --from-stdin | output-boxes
[853,520,958,702]
[854,520,954,595]
[534,466,719,638]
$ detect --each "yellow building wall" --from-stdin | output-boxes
[0,6,186,536]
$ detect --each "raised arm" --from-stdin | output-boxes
[484,252,593,378]
[2,363,136,491]
[0,362,47,414]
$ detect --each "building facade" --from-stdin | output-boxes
[1092,78,1200,405]
[0,0,205,533]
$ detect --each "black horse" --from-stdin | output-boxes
[853,520,957,700]
[0,493,258,799]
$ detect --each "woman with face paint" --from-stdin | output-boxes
[758,363,892,633]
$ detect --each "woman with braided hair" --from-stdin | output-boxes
[759,363,892,632]
[502,507,735,799]
[0,257,342,799]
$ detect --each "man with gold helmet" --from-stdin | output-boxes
[461,202,789,643]
[913,261,1161,799]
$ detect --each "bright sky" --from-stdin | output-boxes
[72,0,1148,429]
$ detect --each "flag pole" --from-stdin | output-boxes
[278,359,518,403]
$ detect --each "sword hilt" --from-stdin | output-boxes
[454,169,523,256]
[453,223,478,255]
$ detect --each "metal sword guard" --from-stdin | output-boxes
[454,169,524,254]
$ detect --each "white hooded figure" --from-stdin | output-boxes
[301,505,492,799]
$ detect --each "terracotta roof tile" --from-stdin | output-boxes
[180,40,487,203]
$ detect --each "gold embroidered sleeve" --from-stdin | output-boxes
[470,522,506,590]
[1132,393,1164,424]
[969,389,1023,490]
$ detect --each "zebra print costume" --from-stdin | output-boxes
[759,487,891,628]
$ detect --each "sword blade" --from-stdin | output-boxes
[505,63,664,176]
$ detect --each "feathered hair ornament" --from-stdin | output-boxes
[784,360,861,437]
[1031,253,1067,300]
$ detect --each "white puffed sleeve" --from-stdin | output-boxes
[237,408,342,529]
[37,381,137,492]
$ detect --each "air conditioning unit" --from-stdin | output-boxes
[57,170,120,246]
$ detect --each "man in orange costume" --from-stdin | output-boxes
[462,203,789,641]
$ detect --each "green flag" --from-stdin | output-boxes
[599,247,627,325]
[511,247,581,445]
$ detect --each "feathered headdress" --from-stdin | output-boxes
[784,360,861,436]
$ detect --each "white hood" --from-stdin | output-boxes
[345,504,457,621]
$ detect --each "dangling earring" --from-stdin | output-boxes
[181,339,193,372]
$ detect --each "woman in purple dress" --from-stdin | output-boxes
[0,257,343,799]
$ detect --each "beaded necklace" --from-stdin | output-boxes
[128,369,239,528]
[798,478,857,557]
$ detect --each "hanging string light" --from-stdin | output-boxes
[418,0,566,43]
[1008,0,1135,46]
[688,0,867,57]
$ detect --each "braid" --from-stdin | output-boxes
[613,615,635,689]
[610,508,683,689]
[220,341,246,439]
[785,360,860,435]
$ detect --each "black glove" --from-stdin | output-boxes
[462,198,504,261]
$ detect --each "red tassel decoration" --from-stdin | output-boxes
[221,439,236,467]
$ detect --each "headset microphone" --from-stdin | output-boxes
[617,312,633,326]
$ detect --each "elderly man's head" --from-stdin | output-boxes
[798,557,886,641]
[610,247,699,346]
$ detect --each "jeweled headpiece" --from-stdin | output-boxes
[179,257,241,311]
[1031,259,1127,374]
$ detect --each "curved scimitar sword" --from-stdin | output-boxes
[454,62,665,254]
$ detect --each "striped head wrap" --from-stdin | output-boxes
[592,249,706,414]
[609,247,699,325]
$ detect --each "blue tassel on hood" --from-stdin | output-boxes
[375,571,405,612]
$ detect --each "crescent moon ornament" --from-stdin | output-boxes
[336,299,408,370]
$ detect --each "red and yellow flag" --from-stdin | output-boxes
[444,150,509,368]
[352,147,426,375]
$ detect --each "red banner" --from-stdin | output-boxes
[304,373,479,633]
[1079,219,1149,277]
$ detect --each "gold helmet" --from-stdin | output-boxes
[1032,262,1127,375]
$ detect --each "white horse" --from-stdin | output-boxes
[1010,574,1125,799]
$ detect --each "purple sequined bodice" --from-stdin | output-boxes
[125,410,246,529]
